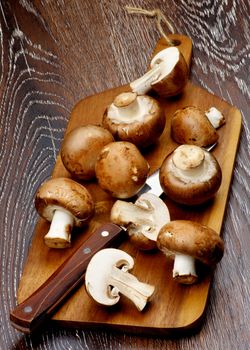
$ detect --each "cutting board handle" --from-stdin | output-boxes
[10,223,126,334]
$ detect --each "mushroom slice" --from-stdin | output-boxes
[157,220,224,284]
[85,248,155,311]
[160,144,222,205]
[111,193,170,250]
[130,47,188,97]
[102,92,165,148]
[95,141,150,199]
[61,125,114,180]
[35,177,95,248]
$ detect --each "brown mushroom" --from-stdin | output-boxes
[102,92,165,148]
[159,144,222,205]
[130,47,188,97]
[110,193,170,250]
[171,106,220,147]
[95,141,150,199]
[35,177,95,248]
[61,125,114,180]
[157,220,224,284]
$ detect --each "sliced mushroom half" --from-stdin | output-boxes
[130,47,188,97]
[111,193,170,250]
[85,248,155,311]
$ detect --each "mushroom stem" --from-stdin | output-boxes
[205,107,225,129]
[173,254,198,284]
[44,209,74,248]
[109,265,155,311]
[130,64,162,95]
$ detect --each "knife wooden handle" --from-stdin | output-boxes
[10,223,125,334]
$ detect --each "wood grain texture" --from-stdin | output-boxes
[1,0,249,349]
[15,73,242,335]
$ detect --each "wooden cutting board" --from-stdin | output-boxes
[17,35,242,335]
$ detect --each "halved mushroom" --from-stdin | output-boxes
[111,193,170,250]
[85,248,155,311]
[61,125,114,180]
[130,47,188,97]
[159,144,222,205]
[171,106,225,147]
[95,141,150,199]
[157,220,224,284]
[102,92,165,148]
[35,177,95,248]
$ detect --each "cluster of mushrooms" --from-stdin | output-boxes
[35,46,225,311]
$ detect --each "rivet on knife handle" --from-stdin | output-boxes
[10,223,126,334]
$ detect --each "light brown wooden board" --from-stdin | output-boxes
[17,37,242,335]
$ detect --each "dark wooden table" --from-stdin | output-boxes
[1,1,249,349]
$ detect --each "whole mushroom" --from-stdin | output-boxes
[171,106,225,147]
[61,125,114,180]
[157,220,224,284]
[111,193,170,250]
[130,46,188,97]
[85,248,155,311]
[102,91,165,148]
[95,141,150,199]
[159,144,222,205]
[35,177,95,248]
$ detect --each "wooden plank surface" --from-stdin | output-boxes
[1,0,249,349]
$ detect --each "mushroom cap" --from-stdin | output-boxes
[61,125,114,180]
[95,141,150,199]
[150,47,189,97]
[85,248,134,306]
[157,220,224,266]
[159,145,222,205]
[171,106,219,147]
[103,92,165,148]
[35,177,95,226]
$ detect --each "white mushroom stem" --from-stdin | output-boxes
[130,64,162,95]
[44,209,74,248]
[173,253,197,280]
[172,145,215,183]
[205,107,225,129]
[108,265,155,311]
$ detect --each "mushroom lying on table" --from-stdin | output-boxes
[61,125,114,180]
[111,193,170,250]
[171,106,225,147]
[159,144,222,205]
[102,91,165,148]
[130,46,188,97]
[95,141,150,199]
[85,248,155,311]
[35,177,95,248]
[157,220,224,284]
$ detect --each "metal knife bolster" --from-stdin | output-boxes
[10,223,126,334]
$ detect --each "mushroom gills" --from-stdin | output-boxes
[44,209,74,248]
[173,253,198,284]
[108,95,156,124]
